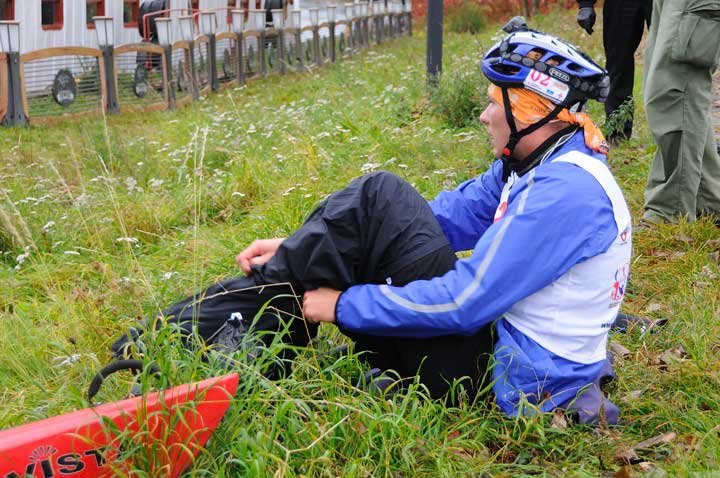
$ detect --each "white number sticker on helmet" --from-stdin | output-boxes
[523,70,570,104]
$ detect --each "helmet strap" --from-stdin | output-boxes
[512,125,578,177]
[499,87,565,182]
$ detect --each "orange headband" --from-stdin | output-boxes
[487,85,609,155]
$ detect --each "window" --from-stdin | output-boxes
[41,0,63,30]
[123,0,139,26]
[86,0,105,28]
[0,0,14,20]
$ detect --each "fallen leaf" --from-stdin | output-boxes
[645,302,664,313]
[646,469,668,478]
[622,390,643,402]
[616,447,641,465]
[449,447,474,460]
[673,234,693,243]
[551,409,569,430]
[614,465,633,477]
[636,432,676,450]
[659,347,687,366]
[649,250,686,259]
[447,430,461,441]
[638,461,655,472]
[352,420,367,435]
[610,341,632,360]
[643,466,668,478]
[678,435,700,452]
[697,265,719,280]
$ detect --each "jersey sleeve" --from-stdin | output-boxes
[336,162,618,338]
[429,160,505,251]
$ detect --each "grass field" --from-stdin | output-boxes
[1,7,719,477]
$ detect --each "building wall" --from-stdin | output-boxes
[14,0,237,54]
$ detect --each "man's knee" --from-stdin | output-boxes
[361,171,415,197]
[364,170,405,185]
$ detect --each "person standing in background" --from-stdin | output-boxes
[576,0,652,144]
[642,0,720,225]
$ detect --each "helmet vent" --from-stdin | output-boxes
[527,48,545,61]
[494,64,521,75]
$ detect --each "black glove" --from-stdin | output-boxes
[577,6,596,34]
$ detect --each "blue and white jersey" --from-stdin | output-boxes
[336,130,632,415]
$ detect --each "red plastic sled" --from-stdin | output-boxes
[0,372,239,478]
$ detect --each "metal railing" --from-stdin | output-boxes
[0,4,412,126]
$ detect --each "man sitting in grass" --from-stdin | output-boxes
[115,22,630,425]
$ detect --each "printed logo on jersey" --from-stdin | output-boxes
[610,263,629,304]
[619,226,629,244]
[495,174,515,223]
[494,201,508,223]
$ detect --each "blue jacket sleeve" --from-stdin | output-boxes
[336,162,618,338]
[429,160,505,251]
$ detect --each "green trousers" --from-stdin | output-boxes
[643,0,720,222]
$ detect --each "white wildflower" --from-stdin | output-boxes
[148,178,164,189]
[125,177,143,193]
[15,251,30,270]
[52,354,87,368]
[360,163,381,174]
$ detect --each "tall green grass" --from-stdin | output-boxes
[1,8,719,476]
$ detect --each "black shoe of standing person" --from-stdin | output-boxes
[358,368,403,398]
[607,128,632,147]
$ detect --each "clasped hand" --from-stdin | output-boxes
[235,238,286,275]
[236,238,341,324]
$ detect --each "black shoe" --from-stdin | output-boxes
[607,130,631,147]
[612,311,667,334]
[358,368,402,397]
